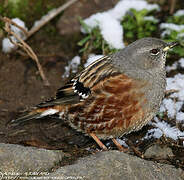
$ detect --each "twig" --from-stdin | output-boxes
[3,18,50,86]
[1,0,78,43]
[2,17,29,36]
[165,89,179,96]
[27,0,78,39]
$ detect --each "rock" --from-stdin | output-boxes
[0,143,66,178]
[0,143,183,180]
[144,144,174,158]
[47,151,183,180]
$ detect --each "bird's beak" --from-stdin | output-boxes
[163,42,178,52]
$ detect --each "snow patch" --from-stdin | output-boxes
[174,9,184,16]
[176,112,184,122]
[166,73,184,101]
[178,58,184,68]
[153,118,184,140]
[116,138,128,148]
[84,54,104,68]
[83,12,123,49]
[160,23,184,38]
[160,23,184,32]
[144,61,184,142]
[62,56,81,78]
[166,58,184,72]
[107,0,159,20]
[144,118,184,140]
[166,62,178,72]
[144,16,159,23]
[2,18,28,53]
[144,128,163,140]
[2,38,17,53]
[160,99,176,118]
[158,73,184,122]
[83,0,159,49]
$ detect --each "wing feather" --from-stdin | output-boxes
[38,55,119,108]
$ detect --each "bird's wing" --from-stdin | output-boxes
[37,55,120,108]
[11,56,119,125]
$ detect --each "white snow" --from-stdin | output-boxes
[160,22,184,39]
[10,18,27,36]
[142,60,184,142]
[166,58,184,72]
[176,112,184,122]
[160,98,176,118]
[83,0,159,49]
[166,62,178,72]
[62,56,81,78]
[144,128,163,139]
[107,0,159,20]
[152,118,184,140]
[2,18,28,53]
[160,23,184,32]
[83,12,124,49]
[116,138,128,148]
[166,73,184,101]
[40,109,59,117]
[159,60,184,122]
[144,117,184,141]
[178,58,184,68]
[160,23,184,38]
[144,16,159,23]
[84,54,103,68]
[2,37,17,53]
[174,9,184,16]
[158,73,184,123]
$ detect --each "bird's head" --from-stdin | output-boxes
[113,37,178,72]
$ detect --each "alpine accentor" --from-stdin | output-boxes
[12,37,177,151]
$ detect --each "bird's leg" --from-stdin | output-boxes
[112,138,128,152]
[89,132,108,151]
[126,139,144,158]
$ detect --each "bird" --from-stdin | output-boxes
[11,37,178,151]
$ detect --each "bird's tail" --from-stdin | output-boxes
[10,107,59,126]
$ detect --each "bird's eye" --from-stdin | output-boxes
[150,48,159,55]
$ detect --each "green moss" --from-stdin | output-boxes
[3,0,29,20]
[0,0,64,36]
[167,15,184,25]
[121,9,158,43]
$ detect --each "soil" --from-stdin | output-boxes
[0,30,90,150]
